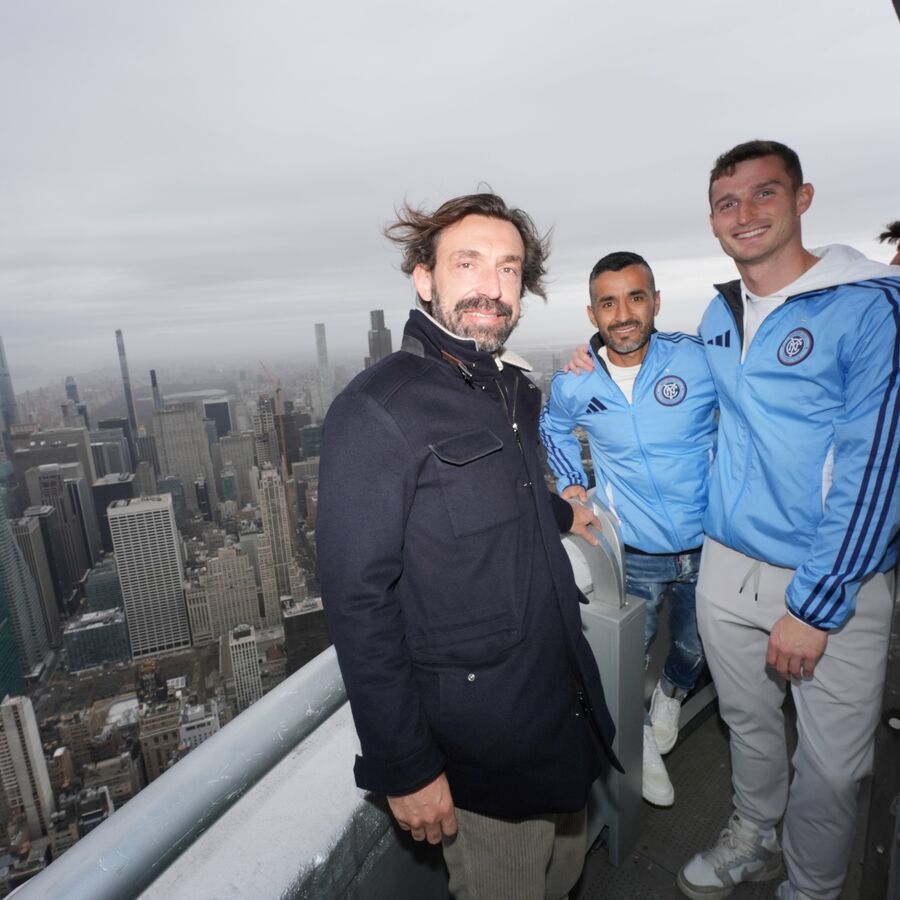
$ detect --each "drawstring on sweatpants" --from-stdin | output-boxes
[739,560,762,602]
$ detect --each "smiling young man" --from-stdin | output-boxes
[676,141,900,900]
[540,251,717,809]
[316,193,620,900]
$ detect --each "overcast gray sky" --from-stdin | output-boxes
[2,1,898,388]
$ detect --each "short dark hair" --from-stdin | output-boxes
[709,140,804,203]
[878,221,900,247]
[588,251,656,299]
[384,192,551,300]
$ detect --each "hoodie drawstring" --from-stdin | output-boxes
[739,560,762,603]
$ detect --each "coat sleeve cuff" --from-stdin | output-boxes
[550,493,575,533]
[353,743,446,797]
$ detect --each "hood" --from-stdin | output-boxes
[785,244,900,296]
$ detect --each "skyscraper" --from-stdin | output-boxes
[0,512,50,678]
[64,376,80,404]
[150,370,163,410]
[138,701,182,783]
[63,609,130,671]
[0,550,25,698]
[82,557,123,613]
[92,472,137,552]
[0,336,19,456]
[0,695,55,837]
[24,464,91,589]
[61,462,102,567]
[11,426,97,487]
[252,396,278,470]
[218,433,255,505]
[184,582,212,646]
[204,546,261,639]
[21,505,75,615]
[97,416,136,473]
[281,596,331,676]
[115,329,139,437]
[90,426,133,476]
[229,625,262,713]
[156,476,187,529]
[63,379,91,430]
[313,323,334,420]
[203,398,232,439]
[134,460,157,497]
[61,399,87,429]
[315,322,329,370]
[254,466,305,623]
[153,402,218,518]
[364,309,393,368]
[108,495,191,659]
[135,433,160,476]
[10,515,62,648]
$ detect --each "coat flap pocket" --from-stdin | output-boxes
[429,429,503,466]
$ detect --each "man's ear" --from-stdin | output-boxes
[587,304,598,329]
[653,291,661,316]
[796,182,814,216]
[412,264,434,303]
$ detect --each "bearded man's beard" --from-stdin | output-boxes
[428,292,519,353]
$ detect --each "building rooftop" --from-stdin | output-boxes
[63,609,125,632]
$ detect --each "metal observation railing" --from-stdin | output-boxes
[15,499,648,900]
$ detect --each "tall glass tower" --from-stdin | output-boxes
[0,508,48,684]
[108,494,191,658]
[364,309,393,368]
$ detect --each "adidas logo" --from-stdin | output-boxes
[706,330,731,348]
[586,397,607,414]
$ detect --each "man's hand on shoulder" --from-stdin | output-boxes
[563,344,594,375]
[766,612,828,680]
[565,491,600,546]
[388,772,457,844]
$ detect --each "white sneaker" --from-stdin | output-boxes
[677,811,782,899]
[650,681,682,754]
[642,724,674,806]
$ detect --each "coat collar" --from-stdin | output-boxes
[404,309,532,380]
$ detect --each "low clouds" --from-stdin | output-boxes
[1,1,898,385]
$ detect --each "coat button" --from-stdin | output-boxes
[467,673,476,682]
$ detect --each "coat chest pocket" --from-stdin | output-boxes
[429,428,520,538]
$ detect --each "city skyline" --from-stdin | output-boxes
[2,3,898,386]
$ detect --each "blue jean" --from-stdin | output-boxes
[624,549,705,696]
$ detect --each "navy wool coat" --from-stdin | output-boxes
[316,310,618,818]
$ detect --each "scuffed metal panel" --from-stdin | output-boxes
[141,703,448,900]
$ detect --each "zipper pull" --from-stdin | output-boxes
[441,350,475,388]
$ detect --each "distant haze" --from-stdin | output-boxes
[2,2,898,388]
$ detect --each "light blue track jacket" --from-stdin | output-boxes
[701,245,900,630]
[540,332,718,554]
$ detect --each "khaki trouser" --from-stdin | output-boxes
[697,537,893,899]
[442,806,587,900]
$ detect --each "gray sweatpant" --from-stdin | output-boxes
[696,537,893,900]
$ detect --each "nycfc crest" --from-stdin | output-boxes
[654,375,687,406]
[777,327,814,366]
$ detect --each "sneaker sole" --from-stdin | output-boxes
[676,870,735,900]
[642,785,674,807]
[676,858,784,900]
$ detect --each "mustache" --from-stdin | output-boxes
[454,296,513,318]
[610,320,642,330]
